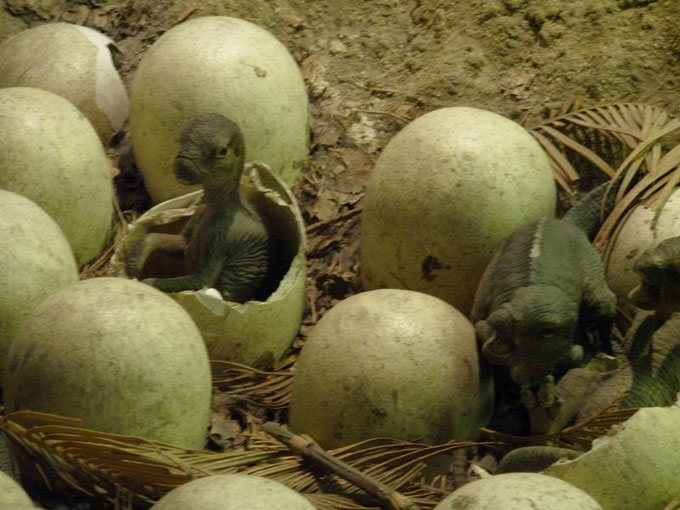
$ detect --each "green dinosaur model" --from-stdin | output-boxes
[576,236,680,418]
[471,219,616,385]
[521,238,680,435]
[628,235,680,316]
[471,180,618,422]
[126,113,270,303]
[499,237,680,471]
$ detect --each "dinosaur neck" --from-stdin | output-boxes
[202,162,244,209]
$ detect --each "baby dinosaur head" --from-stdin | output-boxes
[630,236,680,313]
[174,113,245,191]
[481,285,579,374]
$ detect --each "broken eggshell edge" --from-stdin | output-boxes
[543,406,680,509]
[110,162,306,367]
[0,22,129,145]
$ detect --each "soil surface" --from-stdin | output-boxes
[2,0,679,312]
[1,0,680,508]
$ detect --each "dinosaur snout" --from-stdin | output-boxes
[174,156,201,185]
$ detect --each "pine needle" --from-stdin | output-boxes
[479,397,637,449]
[211,359,294,409]
[0,411,485,509]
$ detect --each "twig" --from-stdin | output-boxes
[306,206,363,234]
[348,81,398,95]
[175,7,197,23]
[306,285,319,324]
[354,109,411,123]
[262,423,421,510]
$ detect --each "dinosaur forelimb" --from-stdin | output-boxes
[125,232,187,278]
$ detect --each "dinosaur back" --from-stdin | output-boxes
[472,218,589,321]
[562,179,621,240]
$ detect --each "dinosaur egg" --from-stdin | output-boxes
[150,474,314,510]
[0,22,129,144]
[544,407,680,508]
[360,107,556,315]
[3,277,212,450]
[110,162,306,367]
[434,472,602,509]
[605,188,680,306]
[130,16,309,203]
[289,289,494,449]
[0,190,78,386]
[0,470,34,507]
[0,87,113,267]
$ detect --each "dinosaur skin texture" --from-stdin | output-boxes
[126,114,269,303]
[576,236,680,419]
[498,237,680,472]
[470,179,620,427]
[471,217,617,388]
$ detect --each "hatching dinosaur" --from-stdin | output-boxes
[125,113,270,303]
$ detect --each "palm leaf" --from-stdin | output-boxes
[528,99,678,192]
[0,410,488,509]
[211,356,295,409]
[594,122,680,252]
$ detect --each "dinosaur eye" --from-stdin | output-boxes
[217,147,229,157]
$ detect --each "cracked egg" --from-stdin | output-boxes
[0,22,129,145]
[111,162,306,368]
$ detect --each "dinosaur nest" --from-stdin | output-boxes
[3,93,680,510]
[2,7,680,509]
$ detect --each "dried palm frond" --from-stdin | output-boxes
[528,98,680,193]
[595,137,680,252]
[526,96,680,255]
[243,429,487,496]
[0,410,488,509]
[211,356,295,410]
[480,396,637,449]
[0,411,286,507]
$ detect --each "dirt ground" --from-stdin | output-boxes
[2,0,679,314]
[1,0,680,508]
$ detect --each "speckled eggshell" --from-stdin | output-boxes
[434,472,602,509]
[544,407,680,509]
[3,277,212,450]
[0,22,129,144]
[130,16,309,203]
[0,87,113,267]
[289,289,494,449]
[150,474,314,510]
[0,470,34,507]
[0,190,78,386]
[360,107,556,315]
[606,188,680,306]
